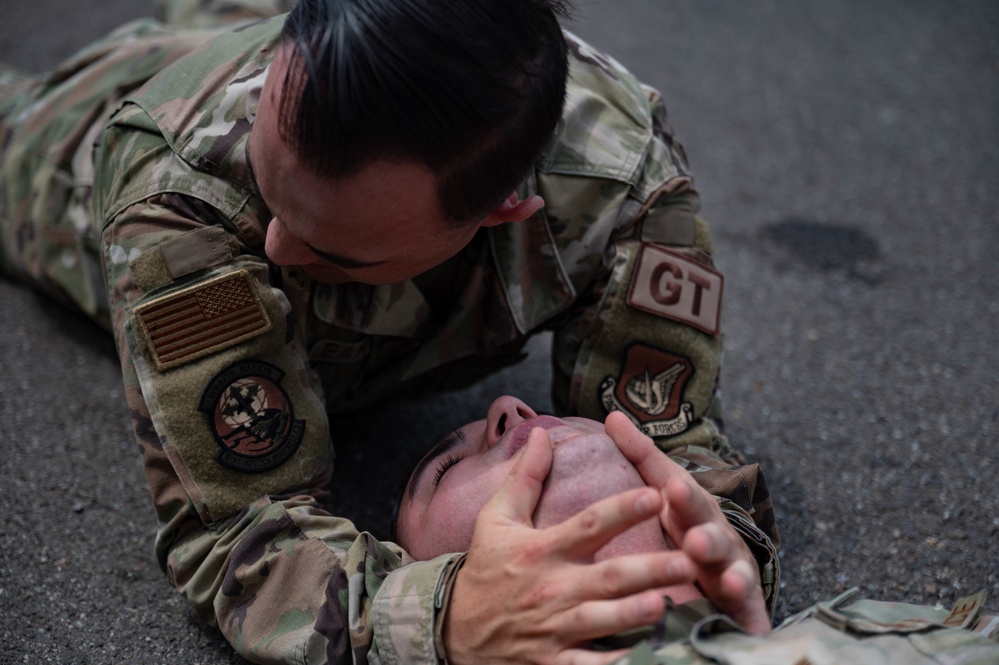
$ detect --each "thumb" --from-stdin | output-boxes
[481,427,553,526]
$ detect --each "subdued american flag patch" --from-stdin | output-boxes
[133,269,272,371]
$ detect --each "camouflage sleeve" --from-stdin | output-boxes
[543,36,779,606]
[549,105,730,460]
[95,116,458,665]
[667,446,781,617]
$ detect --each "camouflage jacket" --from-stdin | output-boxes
[611,589,999,665]
[1,12,779,665]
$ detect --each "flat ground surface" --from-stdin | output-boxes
[1,1,997,662]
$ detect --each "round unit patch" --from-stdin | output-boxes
[599,343,695,439]
[199,360,305,473]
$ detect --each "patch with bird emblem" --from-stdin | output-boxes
[199,360,305,473]
[599,343,695,438]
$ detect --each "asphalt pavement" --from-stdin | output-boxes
[1,0,997,662]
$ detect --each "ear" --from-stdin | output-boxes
[480,193,545,228]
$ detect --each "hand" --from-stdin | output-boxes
[604,411,771,635]
[445,427,699,665]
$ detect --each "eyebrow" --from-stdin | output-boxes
[408,428,467,500]
[304,241,387,269]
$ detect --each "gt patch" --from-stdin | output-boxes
[943,591,986,629]
[132,269,271,371]
[627,243,722,336]
[199,360,305,473]
[599,343,695,438]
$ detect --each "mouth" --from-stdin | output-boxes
[505,415,569,458]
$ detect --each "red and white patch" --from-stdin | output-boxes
[627,243,723,336]
[599,343,695,439]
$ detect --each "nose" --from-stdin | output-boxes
[264,217,316,266]
[484,396,537,448]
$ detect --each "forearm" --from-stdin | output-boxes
[120,323,456,664]
[543,106,732,460]
[101,207,452,664]
[550,186,734,460]
[157,487,460,663]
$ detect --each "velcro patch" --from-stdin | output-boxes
[599,343,695,438]
[627,243,722,336]
[133,270,272,371]
[198,360,305,473]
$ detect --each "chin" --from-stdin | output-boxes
[300,266,349,284]
[534,438,647,529]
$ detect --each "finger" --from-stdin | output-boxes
[690,548,770,636]
[481,427,553,525]
[716,561,771,635]
[547,487,662,557]
[663,473,724,536]
[559,589,667,643]
[605,411,687,489]
[681,521,742,566]
[691,555,755,601]
[580,551,697,602]
[718,558,758,603]
[730,605,773,637]
[606,415,719,541]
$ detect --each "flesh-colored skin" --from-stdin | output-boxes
[249,46,544,286]
[398,396,703,603]
[399,399,770,665]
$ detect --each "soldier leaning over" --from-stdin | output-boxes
[0,1,779,662]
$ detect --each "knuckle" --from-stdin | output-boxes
[578,506,600,535]
[702,525,725,556]
[597,563,625,596]
[523,580,562,608]
[663,554,690,581]
[521,536,552,563]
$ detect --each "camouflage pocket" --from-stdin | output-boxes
[811,589,986,635]
[686,591,999,665]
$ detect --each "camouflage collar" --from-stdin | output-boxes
[311,279,435,339]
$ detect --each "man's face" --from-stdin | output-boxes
[249,47,483,285]
[397,396,658,561]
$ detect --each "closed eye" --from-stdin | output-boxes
[409,428,467,500]
[433,454,462,487]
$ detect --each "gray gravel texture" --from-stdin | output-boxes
[2,0,998,662]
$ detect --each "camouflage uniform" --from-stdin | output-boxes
[0,5,779,664]
[609,589,999,665]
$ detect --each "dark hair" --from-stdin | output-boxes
[279,0,571,223]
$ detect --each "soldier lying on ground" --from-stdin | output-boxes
[0,1,775,662]
[396,397,999,664]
